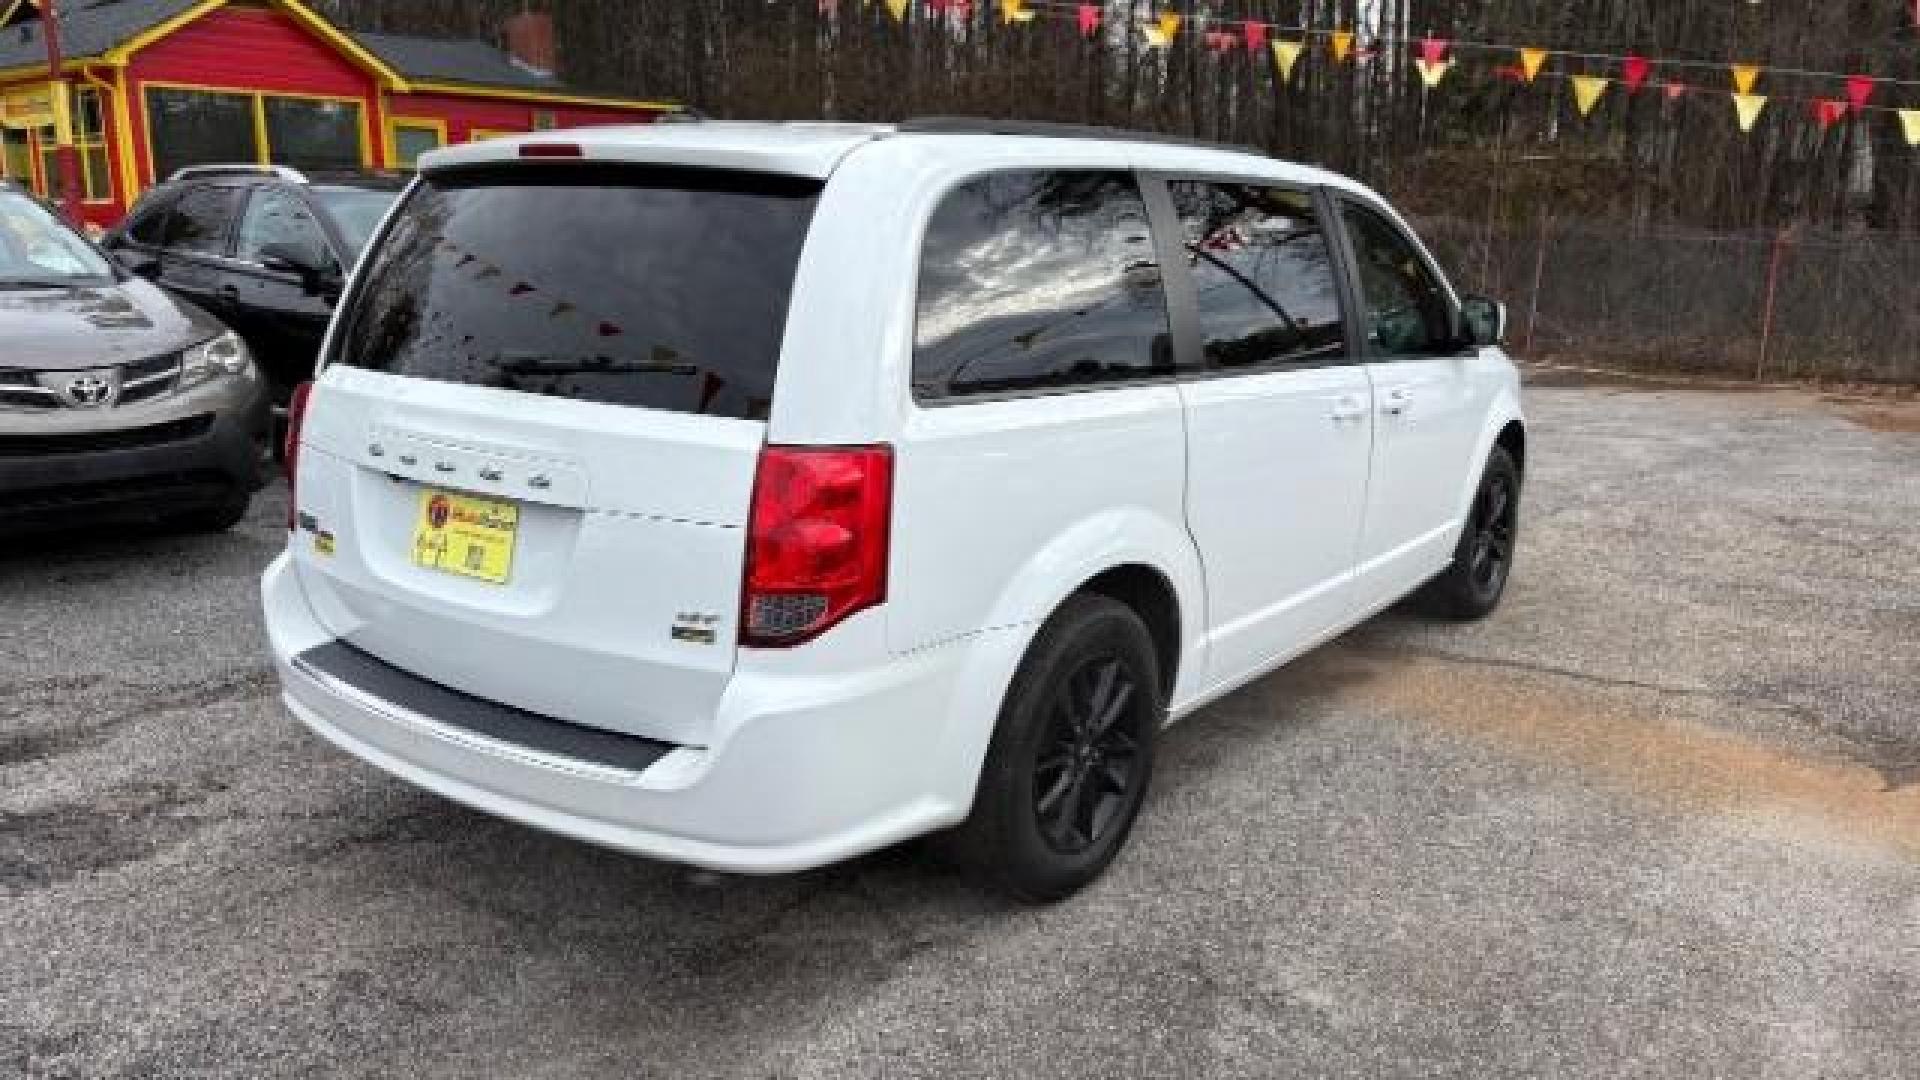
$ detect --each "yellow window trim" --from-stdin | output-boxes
[69,85,113,203]
[137,80,373,186]
[408,80,677,114]
[387,115,445,167]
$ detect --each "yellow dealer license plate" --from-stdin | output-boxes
[411,488,519,585]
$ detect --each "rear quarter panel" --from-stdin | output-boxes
[769,138,1208,705]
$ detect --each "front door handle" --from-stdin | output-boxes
[1381,388,1415,417]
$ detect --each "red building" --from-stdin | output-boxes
[0,0,675,228]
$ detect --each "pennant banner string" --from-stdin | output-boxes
[975,0,1920,94]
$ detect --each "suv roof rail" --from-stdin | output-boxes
[898,116,1265,156]
[166,163,309,185]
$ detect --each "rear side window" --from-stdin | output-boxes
[913,170,1173,402]
[1169,181,1346,370]
[332,165,821,422]
[162,185,239,256]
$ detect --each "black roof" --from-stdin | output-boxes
[351,30,560,92]
[0,0,585,96]
[0,0,200,70]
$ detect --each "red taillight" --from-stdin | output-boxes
[742,445,892,648]
[519,143,583,159]
[284,381,312,531]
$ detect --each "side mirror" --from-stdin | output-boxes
[258,241,335,296]
[115,249,162,281]
[1460,294,1508,349]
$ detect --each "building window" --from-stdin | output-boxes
[73,87,112,201]
[146,87,254,181]
[390,118,444,169]
[263,97,361,173]
[144,86,364,181]
[1,128,31,185]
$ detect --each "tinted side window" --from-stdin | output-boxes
[235,188,329,268]
[914,171,1172,401]
[124,194,176,246]
[1170,181,1346,370]
[1340,203,1452,357]
[162,185,239,256]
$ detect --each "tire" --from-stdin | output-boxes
[168,492,251,535]
[1419,445,1520,621]
[952,594,1163,902]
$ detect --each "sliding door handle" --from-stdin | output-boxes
[1328,396,1369,423]
[1381,388,1415,417]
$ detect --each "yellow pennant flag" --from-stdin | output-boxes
[883,0,907,22]
[998,0,1033,23]
[1733,93,1767,133]
[1416,59,1452,89]
[1571,76,1609,116]
[1331,30,1354,64]
[1731,64,1760,96]
[1519,48,1548,83]
[1271,40,1305,84]
[1156,11,1182,43]
[1901,109,1920,148]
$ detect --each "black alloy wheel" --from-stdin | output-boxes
[951,594,1161,902]
[1420,444,1521,621]
[1033,656,1145,855]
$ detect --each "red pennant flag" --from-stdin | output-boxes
[1243,20,1268,53]
[1493,65,1527,83]
[1622,55,1651,94]
[1420,37,1449,66]
[1206,31,1237,52]
[1076,4,1099,36]
[1813,99,1849,130]
[1845,76,1875,111]
[1664,82,1688,101]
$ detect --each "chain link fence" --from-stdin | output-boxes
[1421,218,1920,385]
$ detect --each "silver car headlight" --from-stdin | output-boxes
[178,331,252,390]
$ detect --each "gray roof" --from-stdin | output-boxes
[1,1,570,96]
[0,0,201,70]
[351,30,559,91]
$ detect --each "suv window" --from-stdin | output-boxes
[236,187,329,268]
[162,185,240,256]
[1340,202,1452,357]
[914,170,1172,401]
[332,164,820,422]
[1170,181,1346,370]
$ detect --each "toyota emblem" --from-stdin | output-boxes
[63,374,113,409]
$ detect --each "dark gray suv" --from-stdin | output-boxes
[0,181,270,537]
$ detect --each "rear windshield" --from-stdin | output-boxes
[331,165,821,421]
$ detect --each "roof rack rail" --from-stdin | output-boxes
[898,116,1264,156]
[166,164,309,185]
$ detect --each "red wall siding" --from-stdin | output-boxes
[387,92,660,145]
[125,6,382,186]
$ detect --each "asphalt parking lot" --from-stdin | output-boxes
[3,379,1917,1079]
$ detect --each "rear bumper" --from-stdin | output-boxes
[262,552,994,874]
[0,387,271,534]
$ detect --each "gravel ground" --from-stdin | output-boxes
[3,381,1917,1079]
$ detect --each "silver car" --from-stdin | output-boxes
[0,181,270,537]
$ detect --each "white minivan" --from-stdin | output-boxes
[263,120,1524,901]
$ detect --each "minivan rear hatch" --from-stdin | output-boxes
[290,161,822,747]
